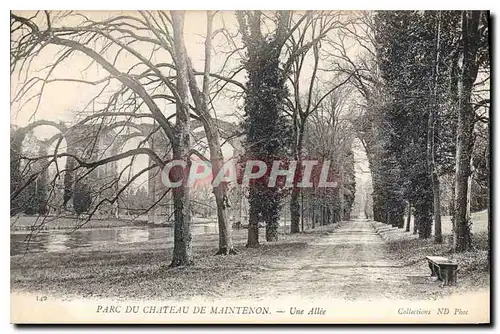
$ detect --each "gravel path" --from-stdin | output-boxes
[226,219,438,301]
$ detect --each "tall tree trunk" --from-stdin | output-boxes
[311,194,316,229]
[450,176,456,231]
[147,139,158,223]
[265,188,280,241]
[413,207,418,234]
[182,11,235,255]
[290,188,300,233]
[321,195,325,225]
[266,220,279,241]
[406,201,411,232]
[301,191,304,231]
[429,11,443,243]
[339,166,345,222]
[246,187,260,248]
[208,131,235,255]
[432,175,442,242]
[169,11,193,267]
[231,140,244,228]
[213,183,234,255]
[290,135,303,233]
[393,201,405,228]
[202,13,233,255]
[170,167,193,267]
[416,188,433,239]
[453,11,481,252]
[413,210,418,234]
[371,171,384,224]
[232,186,243,228]
[307,193,312,228]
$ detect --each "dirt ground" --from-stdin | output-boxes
[222,219,488,301]
[11,219,489,301]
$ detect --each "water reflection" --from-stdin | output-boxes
[11,223,219,256]
[45,233,70,252]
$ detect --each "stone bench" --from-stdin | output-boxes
[426,256,458,286]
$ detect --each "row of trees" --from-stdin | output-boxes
[236,11,357,246]
[345,11,489,251]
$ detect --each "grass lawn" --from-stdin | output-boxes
[10,227,319,301]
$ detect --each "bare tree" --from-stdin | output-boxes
[10,11,242,266]
[304,88,356,226]
[284,11,351,233]
[182,11,239,255]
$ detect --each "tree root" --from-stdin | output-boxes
[167,259,194,269]
[215,247,238,255]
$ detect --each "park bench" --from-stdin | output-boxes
[426,256,458,286]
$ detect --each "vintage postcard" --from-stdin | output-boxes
[10,10,490,324]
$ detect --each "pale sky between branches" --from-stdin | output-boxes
[10,10,371,190]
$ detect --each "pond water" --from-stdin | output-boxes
[10,224,219,256]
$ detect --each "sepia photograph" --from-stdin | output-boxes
[9,9,490,324]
